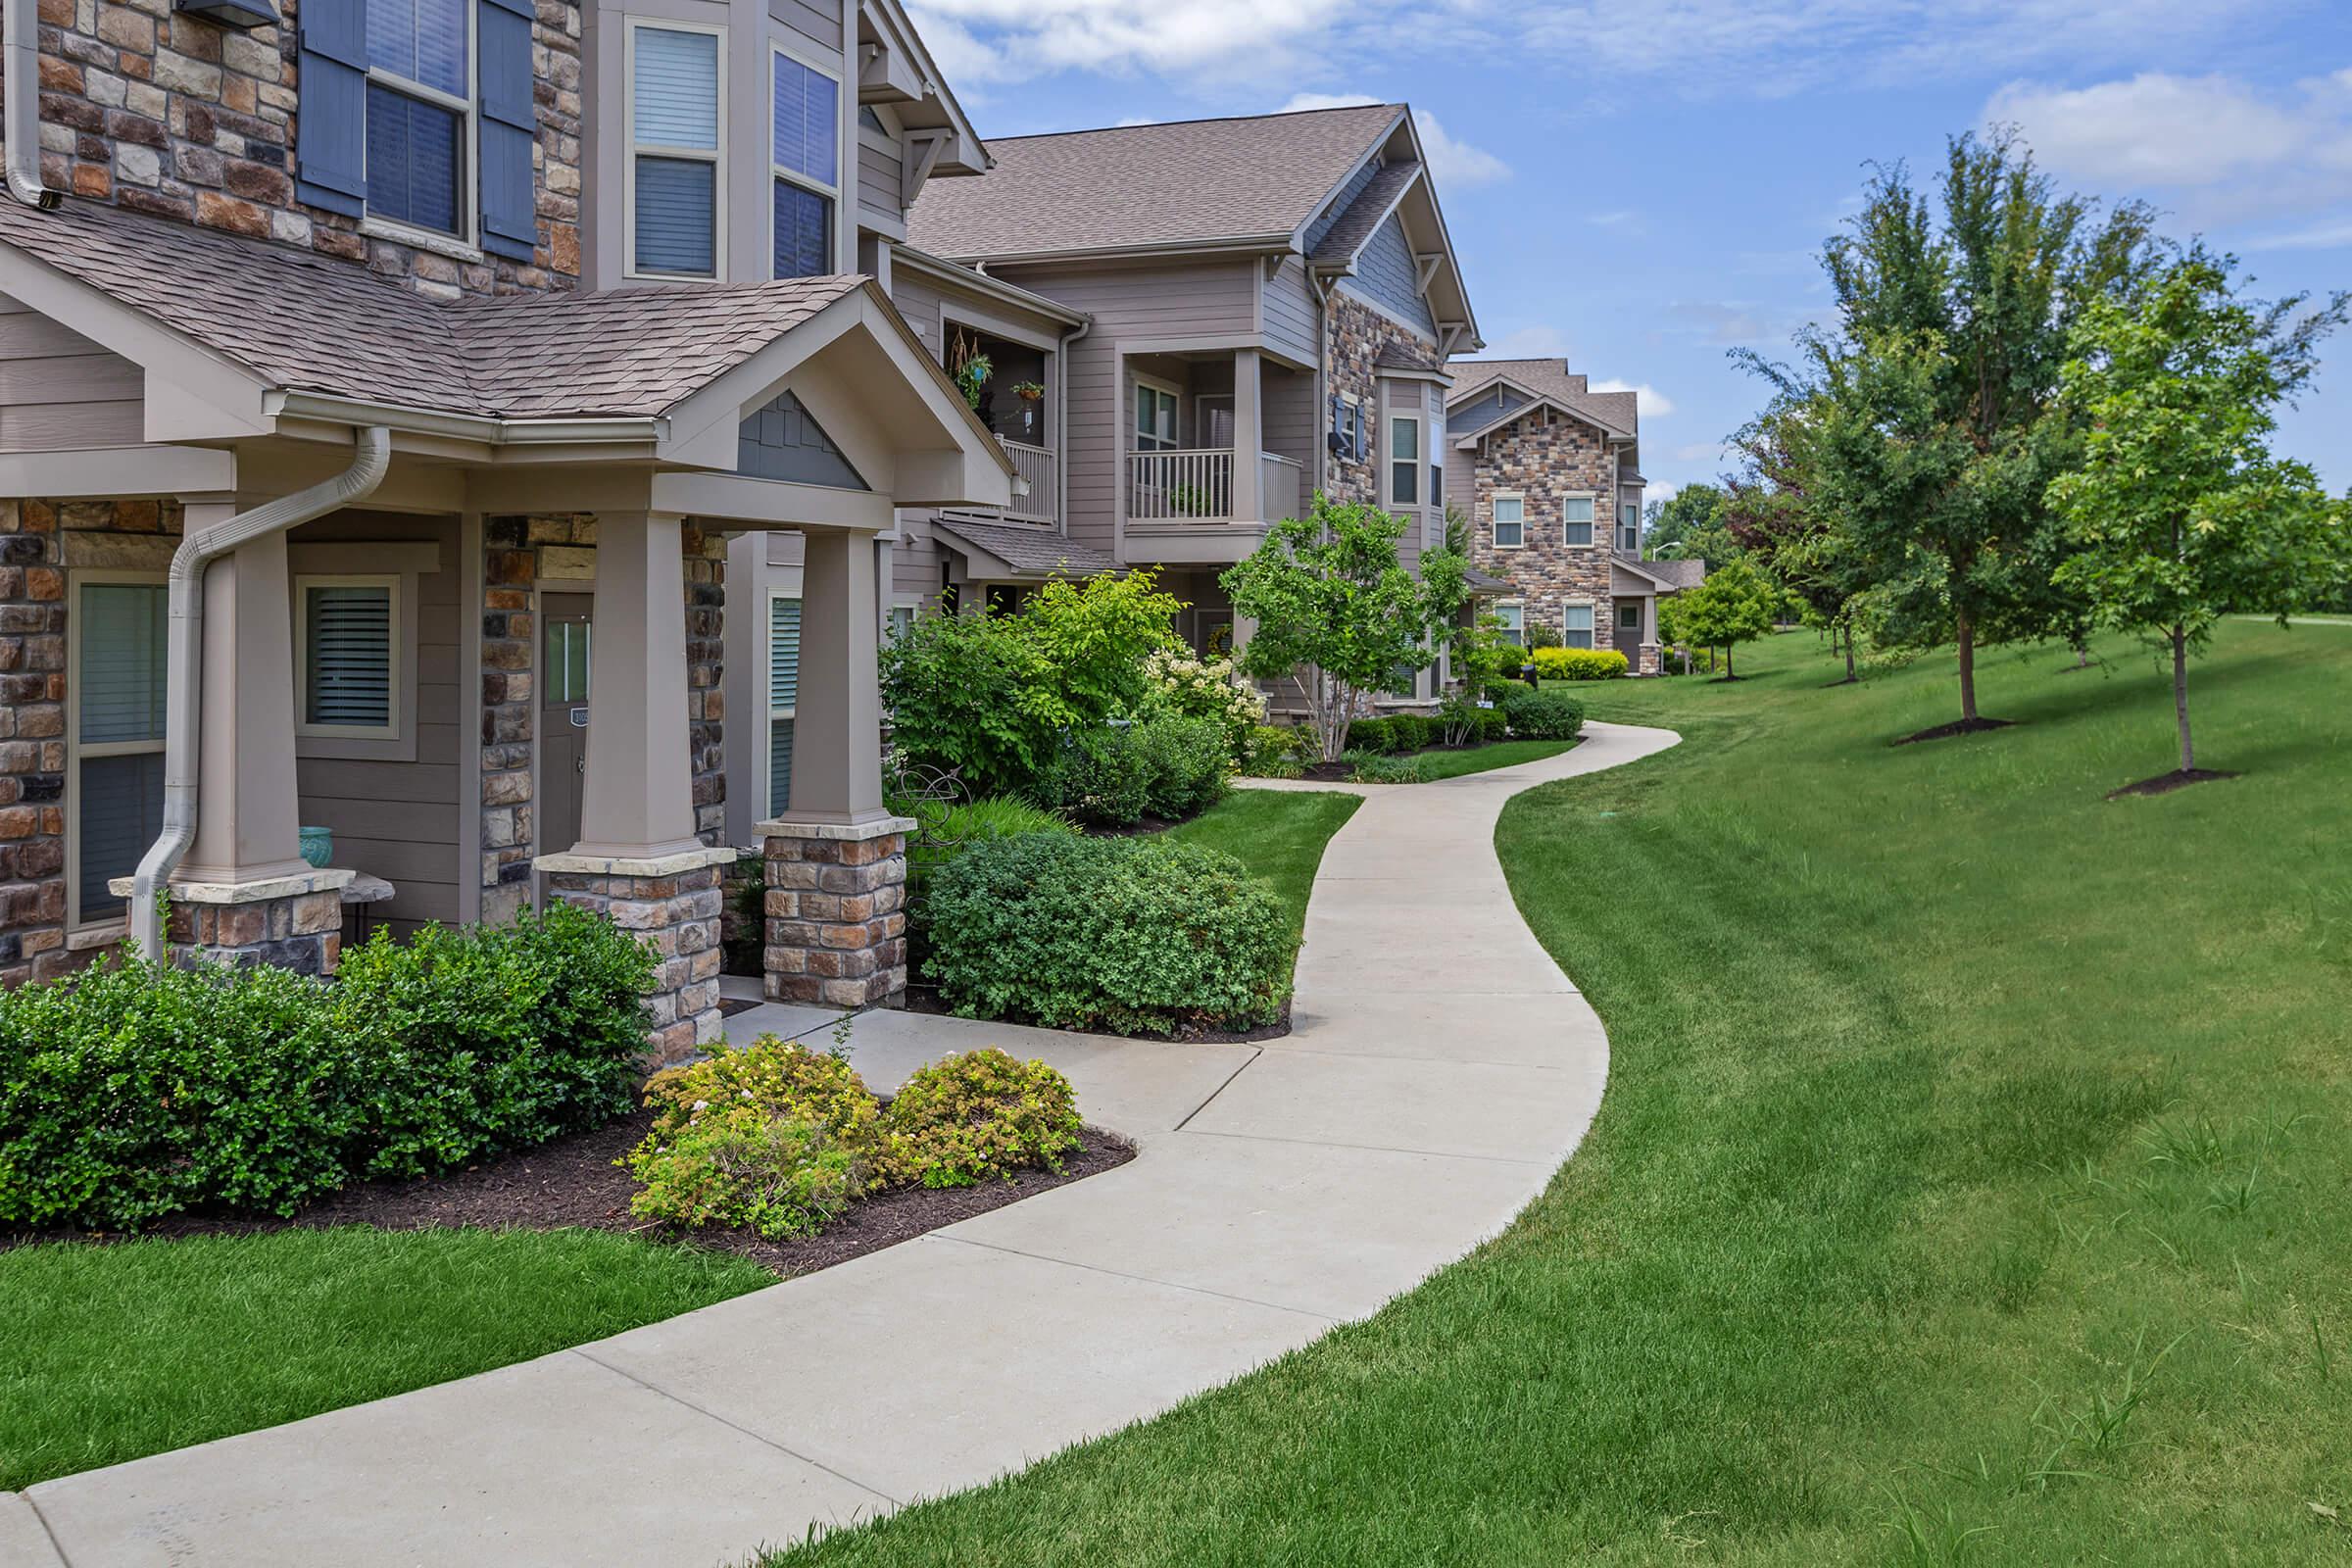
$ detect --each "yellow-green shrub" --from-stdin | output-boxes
[1531,647,1630,681]
[876,1048,1082,1189]
[641,1033,881,1146]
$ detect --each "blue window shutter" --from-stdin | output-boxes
[477,0,536,260]
[297,0,369,216]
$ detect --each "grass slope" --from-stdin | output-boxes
[1,1226,772,1490]
[763,622,2352,1566]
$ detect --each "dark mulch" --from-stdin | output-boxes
[1291,739,1495,783]
[7,1110,1136,1279]
[901,979,1290,1044]
[2108,767,2241,800]
[1894,716,2016,746]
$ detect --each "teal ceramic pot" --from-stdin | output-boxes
[298,826,334,869]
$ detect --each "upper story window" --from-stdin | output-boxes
[1492,493,1525,549]
[1329,394,1363,462]
[772,50,841,278]
[629,22,723,278]
[1388,415,1420,507]
[365,0,470,238]
[1563,495,1595,548]
[1620,502,1640,552]
[1136,382,1179,452]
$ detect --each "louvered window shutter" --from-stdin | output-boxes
[476,0,536,260]
[768,596,802,816]
[305,584,395,728]
[296,0,370,216]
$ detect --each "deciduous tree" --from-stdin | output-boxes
[1667,556,1779,679]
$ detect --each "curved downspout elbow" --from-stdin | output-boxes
[128,427,393,965]
[3,0,62,210]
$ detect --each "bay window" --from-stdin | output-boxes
[1621,502,1641,552]
[772,49,840,278]
[629,22,722,278]
[1389,415,1420,507]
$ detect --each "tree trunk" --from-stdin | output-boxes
[1842,624,1857,683]
[1955,611,1978,722]
[2172,626,2193,774]
[1725,644,1735,679]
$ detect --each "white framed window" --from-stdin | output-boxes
[627,20,724,279]
[771,44,840,278]
[768,592,802,816]
[1619,602,1643,638]
[1563,495,1596,547]
[1429,459,1444,514]
[886,598,916,642]
[1388,415,1421,508]
[1492,493,1525,549]
[1494,601,1524,647]
[1135,378,1180,452]
[1620,502,1641,552]
[67,572,167,932]
[296,575,402,739]
[1564,602,1595,649]
[365,0,475,243]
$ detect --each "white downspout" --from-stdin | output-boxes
[3,0,62,210]
[129,428,393,962]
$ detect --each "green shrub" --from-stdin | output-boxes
[876,1048,1082,1189]
[925,834,1291,1035]
[0,904,654,1231]
[623,1114,866,1240]
[1502,686,1588,741]
[1142,648,1263,764]
[1135,713,1229,819]
[1387,713,1437,752]
[1240,723,1312,778]
[1042,723,1152,826]
[1348,716,1393,753]
[1529,624,1564,650]
[1532,647,1630,681]
[1477,707,1511,744]
[1347,750,1427,784]
[640,1033,881,1147]
[903,794,1074,880]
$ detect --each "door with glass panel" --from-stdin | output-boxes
[540,594,592,857]
[72,577,168,931]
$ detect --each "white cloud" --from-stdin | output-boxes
[1984,69,2352,227]
[1591,379,1676,418]
[1277,92,1508,187]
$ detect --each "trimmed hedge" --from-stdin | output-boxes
[1532,647,1631,681]
[0,905,654,1231]
[925,833,1290,1035]
[1503,686,1588,740]
[1043,715,1228,827]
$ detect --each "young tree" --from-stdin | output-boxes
[1645,483,1740,564]
[1668,556,1779,679]
[2048,253,2352,780]
[1771,129,2159,730]
[1719,396,1871,682]
[1221,494,1462,760]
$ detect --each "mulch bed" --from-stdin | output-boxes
[6,1110,1135,1279]
[2108,767,2241,800]
[900,979,1291,1045]
[1894,716,2016,745]
[1287,739,1509,783]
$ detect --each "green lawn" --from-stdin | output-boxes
[0,1227,772,1491]
[1401,735,1578,781]
[1167,786,1360,951]
[764,620,2352,1566]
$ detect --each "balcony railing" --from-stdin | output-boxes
[1128,449,1304,523]
[1000,437,1055,524]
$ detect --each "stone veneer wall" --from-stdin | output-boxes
[20,0,581,294]
[1467,411,1626,651]
[543,858,723,1064]
[1322,291,1437,511]
[761,824,906,1008]
[476,515,727,924]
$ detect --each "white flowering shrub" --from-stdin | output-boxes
[1142,648,1265,763]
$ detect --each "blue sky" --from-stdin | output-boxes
[907,0,2352,503]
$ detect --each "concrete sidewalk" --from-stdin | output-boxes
[10,721,1679,1568]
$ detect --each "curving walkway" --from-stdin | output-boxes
[5,721,1680,1568]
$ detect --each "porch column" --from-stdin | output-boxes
[572,511,702,859]
[150,503,351,973]
[1231,348,1262,523]
[535,510,730,1065]
[759,525,911,1010]
[1641,594,1663,676]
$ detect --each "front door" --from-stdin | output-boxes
[1617,600,1645,660]
[539,593,593,857]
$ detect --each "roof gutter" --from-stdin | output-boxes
[268,390,668,446]
[129,427,393,965]
[4,0,63,209]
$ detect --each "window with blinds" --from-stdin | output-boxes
[768,594,802,816]
[74,579,169,926]
[1563,604,1595,650]
[1563,496,1596,547]
[363,0,468,237]
[631,24,720,277]
[771,44,839,277]
[301,579,398,732]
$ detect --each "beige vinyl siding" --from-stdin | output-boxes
[767,0,841,51]
[858,138,904,223]
[1262,365,1316,522]
[0,293,142,451]
[1000,258,1257,553]
[1260,255,1321,368]
[888,270,949,357]
[892,521,945,601]
[290,513,463,937]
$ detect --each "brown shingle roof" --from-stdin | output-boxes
[1373,341,1442,373]
[1622,554,1706,589]
[906,104,1401,261]
[1307,160,1419,266]
[931,516,1118,577]
[1447,356,1637,438]
[0,198,863,419]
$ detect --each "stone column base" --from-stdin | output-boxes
[758,815,913,1008]
[111,867,356,975]
[1639,642,1663,676]
[535,846,734,1065]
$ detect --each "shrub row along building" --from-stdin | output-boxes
[0,0,1697,1033]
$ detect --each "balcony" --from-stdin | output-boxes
[1000,437,1056,524]
[1126,450,1303,525]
